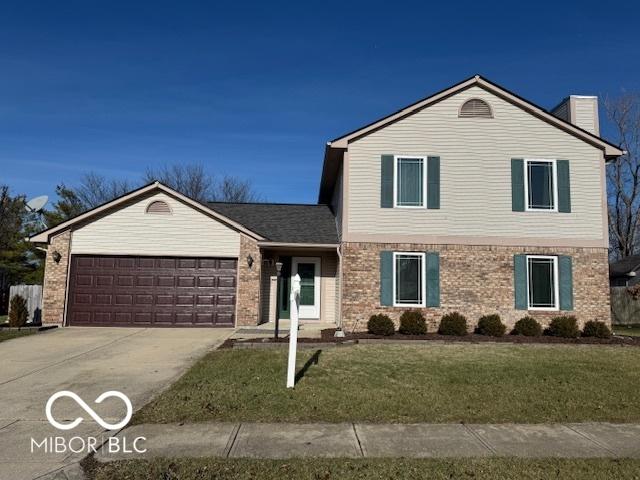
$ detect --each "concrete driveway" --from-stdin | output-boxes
[0,327,232,480]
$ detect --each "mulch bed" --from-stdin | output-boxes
[221,328,640,349]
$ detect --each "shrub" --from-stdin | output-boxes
[582,320,612,339]
[438,312,468,336]
[8,295,28,328]
[476,314,506,337]
[367,314,395,336]
[511,316,542,337]
[547,316,580,338]
[398,310,427,335]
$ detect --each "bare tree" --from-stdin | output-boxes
[144,164,260,203]
[606,93,640,260]
[144,164,214,202]
[75,173,135,209]
[212,175,261,203]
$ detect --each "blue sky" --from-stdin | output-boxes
[1,0,639,204]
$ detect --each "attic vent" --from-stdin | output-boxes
[459,98,493,118]
[146,200,172,215]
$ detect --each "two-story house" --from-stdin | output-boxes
[31,75,622,331]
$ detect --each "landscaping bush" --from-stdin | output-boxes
[546,316,580,338]
[476,314,506,337]
[582,320,612,339]
[438,312,468,336]
[367,314,395,336]
[8,295,28,328]
[398,310,427,335]
[511,316,543,337]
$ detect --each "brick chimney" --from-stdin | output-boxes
[550,95,600,135]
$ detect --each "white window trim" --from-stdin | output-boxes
[392,251,426,307]
[524,158,558,212]
[393,155,427,208]
[526,254,559,311]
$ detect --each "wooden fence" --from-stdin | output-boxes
[8,284,43,325]
[610,287,640,325]
[0,270,8,315]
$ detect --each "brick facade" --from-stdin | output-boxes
[236,234,262,326]
[341,242,610,332]
[42,230,72,326]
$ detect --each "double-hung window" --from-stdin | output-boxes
[527,255,559,310]
[393,252,425,307]
[525,159,557,211]
[394,156,426,207]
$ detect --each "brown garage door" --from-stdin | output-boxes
[67,255,237,327]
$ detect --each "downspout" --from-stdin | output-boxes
[334,244,345,337]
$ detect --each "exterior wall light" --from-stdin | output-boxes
[246,254,254,268]
[52,251,62,264]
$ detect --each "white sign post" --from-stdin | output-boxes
[286,273,301,388]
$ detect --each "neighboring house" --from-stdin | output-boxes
[609,256,640,287]
[30,75,622,331]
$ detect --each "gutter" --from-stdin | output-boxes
[256,242,340,249]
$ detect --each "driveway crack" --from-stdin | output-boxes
[0,329,147,386]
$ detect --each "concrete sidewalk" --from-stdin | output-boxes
[95,422,640,462]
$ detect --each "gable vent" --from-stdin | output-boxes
[146,200,172,214]
[459,98,493,118]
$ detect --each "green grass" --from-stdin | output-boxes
[0,329,35,343]
[613,324,640,337]
[133,344,640,424]
[0,315,7,324]
[88,458,640,480]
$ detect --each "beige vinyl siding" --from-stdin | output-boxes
[346,85,605,244]
[551,99,570,122]
[71,191,240,256]
[573,97,599,135]
[321,253,337,324]
[331,165,343,238]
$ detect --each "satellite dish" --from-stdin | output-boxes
[25,195,49,213]
[25,195,49,230]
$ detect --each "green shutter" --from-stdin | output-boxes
[557,160,571,213]
[558,255,573,310]
[381,155,394,208]
[380,251,393,306]
[426,252,440,307]
[511,159,525,212]
[427,156,440,209]
[514,254,527,309]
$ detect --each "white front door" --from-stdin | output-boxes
[292,257,321,319]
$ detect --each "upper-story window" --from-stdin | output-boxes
[394,156,426,208]
[525,159,557,211]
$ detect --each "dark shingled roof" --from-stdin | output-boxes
[610,255,640,278]
[206,202,339,244]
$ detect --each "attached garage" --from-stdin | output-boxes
[30,183,266,328]
[67,255,237,327]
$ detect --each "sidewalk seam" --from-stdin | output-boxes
[463,424,497,454]
[352,424,365,457]
[563,424,617,457]
[226,423,242,458]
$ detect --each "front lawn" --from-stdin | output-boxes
[614,324,640,337]
[0,328,36,343]
[133,344,640,424]
[87,458,640,480]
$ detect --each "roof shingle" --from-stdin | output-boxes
[206,202,339,244]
